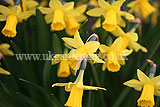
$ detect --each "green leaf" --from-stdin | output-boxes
[43,60,52,91]
[36,9,51,54]
[52,34,62,54]
[19,78,60,107]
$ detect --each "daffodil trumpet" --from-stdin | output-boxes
[52,49,71,77]
[38,0,87,35]
[87,0,135,32]
[99,37,132,72]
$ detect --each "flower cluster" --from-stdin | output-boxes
[0,0,159,107]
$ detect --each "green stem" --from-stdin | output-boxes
[90,63,100,86]
[90,63,106,107]
[113,39,160,107]
[87,78,94,107]
[129,24,139,33]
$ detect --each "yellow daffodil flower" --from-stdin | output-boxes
[66,4,87,36]
[87,0,135,32]
[38,0,76,31]
[124,69,160,107]
[111,26,147,52]
[0,43,14,57]
[62,31,104,70]
[151,1,159,26]
[0,5,34,37]
[38,0,87,36]
[52,54,71,77]
[52,69,106,107]
[127,0,156,19]
[99,37,132,72]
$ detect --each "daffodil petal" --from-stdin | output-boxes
[26,0,39,9]
[44,13,53,24]
[0,68,10,75]
[98,0,110,9]
[77,84,106,91]
[151,75,160,86]
[38,7,53,14]
[18,11,33,20]
[75,14,87,22]
[0,15,6,21]
[120,11,135,20]
[10,6,19,15]
[118,56,125,65]
[123,79,143,91]
[49,0,62,9]
[111,26,125,37]
[137,69,150,83]
[62,38,79,49]
[74,31,84,47]
[111,0,125,10]
[0,5,11,16]
[155,85,160,90]
[52,82,75,92]
[117,16,126,27]
[65,9,80,16]
[89,54,105,63]
[110,37,122,51]
[118,49,133,56]
[85,41,100,53]
[1,50,14,56]
[87,8,105,17]
[126,33,138,42]
[63,31,84,48]
[63,2,74,11]
[99,44,109,53]
[0,43,10,49]
[102,62,107,71]
[128,41,148,53]
[75,4,87,14]
[155,90,160,97]
[0,44,14,56]
[52,83,68,87]
[52,59,59,65]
